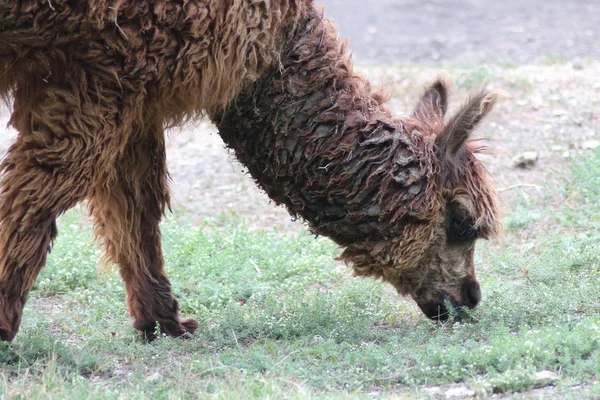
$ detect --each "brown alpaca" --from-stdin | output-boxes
[0,0,500,342]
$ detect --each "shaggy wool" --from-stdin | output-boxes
[0,0,500,341]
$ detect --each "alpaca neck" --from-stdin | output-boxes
[212,8,434,246]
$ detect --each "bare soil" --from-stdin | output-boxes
[1,0,598,233]
[0,3,598,397]
[1,60,599,234]
[317,0,599,66]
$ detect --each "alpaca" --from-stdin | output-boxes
[0,0,500,342]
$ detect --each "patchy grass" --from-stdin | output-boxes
[0,151,599,399]
[1,61,600,398]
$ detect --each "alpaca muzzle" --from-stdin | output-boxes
[416,280,481,321]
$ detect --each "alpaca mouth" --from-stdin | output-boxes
[416,294,470,322]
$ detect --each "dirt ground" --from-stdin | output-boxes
[158,0,600,233]
[0,1,598,234]
[317,0,599,65]
[0,4,598,398]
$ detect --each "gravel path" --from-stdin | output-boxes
[0,1,598,232]
[317,0,600,65]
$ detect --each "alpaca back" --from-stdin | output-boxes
[0,0,311,122]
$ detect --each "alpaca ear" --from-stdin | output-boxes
[413,79,449,121]
[438,89,498,158]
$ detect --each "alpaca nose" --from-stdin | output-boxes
[462,280,481,308]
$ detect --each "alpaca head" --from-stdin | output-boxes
[406,174,500,321]
[344,79,501,321]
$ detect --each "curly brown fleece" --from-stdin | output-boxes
[0,0,500,341]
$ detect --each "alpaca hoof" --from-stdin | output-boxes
[137,317,198,341]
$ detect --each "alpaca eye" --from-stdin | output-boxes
[448,216,477,243]
[451,219,464,231]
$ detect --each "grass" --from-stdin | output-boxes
[2,119,600,398]
[0,162,599,399]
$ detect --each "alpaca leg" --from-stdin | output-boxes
[89,124,198,340]
[0,91,96,341]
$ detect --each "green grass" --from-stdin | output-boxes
[2,158,600,398]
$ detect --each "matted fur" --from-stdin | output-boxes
[0,0,500,341]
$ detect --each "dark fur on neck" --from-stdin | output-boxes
[212,10,438,248]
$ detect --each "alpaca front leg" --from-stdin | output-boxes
[114,215,198,340]
[89,130,198,340]
[0,144,87,341]
[0,75,104,340]
[0,216,57,342]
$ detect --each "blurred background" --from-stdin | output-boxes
[146,0,599,231]
[2,3,600,398]
[317,0,598,65]
[0,0,598,231]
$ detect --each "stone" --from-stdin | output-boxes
[145,372,162,382]
[582,140,600,149]
[422,386,442,395]
[532,370,560,386]
[445,385,475,398]
[511,151,539,168]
